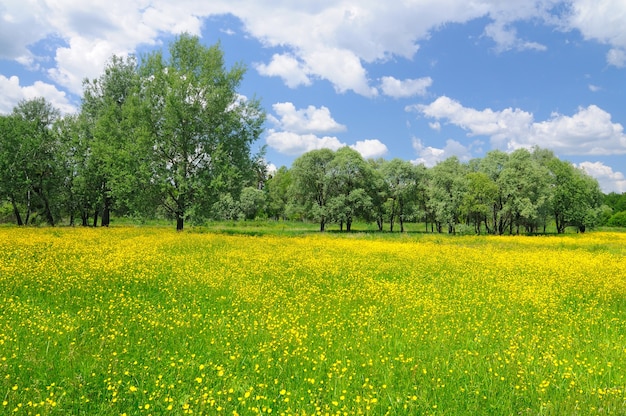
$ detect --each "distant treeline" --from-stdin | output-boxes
[267,146,622,234]
[0,34,624,233]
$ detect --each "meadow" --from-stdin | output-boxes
[0,226,625,415]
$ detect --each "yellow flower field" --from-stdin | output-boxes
[0,227,625,415]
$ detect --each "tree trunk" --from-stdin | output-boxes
[176,215,184,231]
[319,218,325,232]
[346,218,352,232]
[25,189,32,225]
[41,194,55,226]
[101,199,111,227]
[93,210,99,227]
[10,197,23,226]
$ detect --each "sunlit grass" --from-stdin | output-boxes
[1,227,625,415]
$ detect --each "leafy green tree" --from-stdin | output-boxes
[460,171,498,234]
[604,192,626,213]
[327,147,373,231]
[366,159,389,231]
[379,159,423,232]
[428,156,467,233]
[212,193,241,220]
[81,55,147,226]
[478,150,509,234]
[289,148,335,231]
[52,114,90,225]
[138,34,265,230]
[0,99,62,225]
[265,166,292,220]
[239,186,266,220]
[546,157,603,233]
[607,210,626,227]
[498,148,550,234]
[0,114,28,225]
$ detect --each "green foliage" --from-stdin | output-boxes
[265,166,292,220]
[607,210,626,227]
[138,34,265,230]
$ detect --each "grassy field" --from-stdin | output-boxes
[0,226,625,415]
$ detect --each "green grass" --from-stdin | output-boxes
[1,227,625,415]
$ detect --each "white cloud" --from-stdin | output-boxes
[588,84,601,92]
[0,75,76,114]
[266,101,387,159]
[411,137,473,167]
[266,130,344,155]
[269,102,346,134]
[412,96,626,156]
[380,76,432,98]
[411,138,445,167]
[429,121,441,131]
[266,162,278,175]
[255,54,312,88]
[577,161,626,193]
[303,47,378,97]
[484,21,547,52]
[566,0,626,66]
[606,48,626,68]
[0,0,568,103]
[411,137,472,167]
[350,139,388,159]
[2,0,626,105]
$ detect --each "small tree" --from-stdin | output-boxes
[239,186,266,220]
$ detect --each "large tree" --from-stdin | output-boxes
[138,34,265,230]
[428,156,467,233]
[498,148,550,234]
[289,148,335,231]
[265,166,292,220]
[547,157,603,233]
[0,98,62,226]
[81,55,149,226]
[380,159,423,232]
[326,147,373,231]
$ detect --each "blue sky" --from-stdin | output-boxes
[1,1,625,192]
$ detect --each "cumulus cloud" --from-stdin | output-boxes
[2,0,626,103]
[484,21,547,52]
[266,101,387,159]
[1,0,569,102]
[350,139,388,159]
[411,96,626,156]
[268,102,346,134]
[265,130,344,155]
[0,75,76,114]
[577,161,626,193]
[566,0,626,66]
[411,137,473,167]
[255,54,312,88]
[380,76,432,98]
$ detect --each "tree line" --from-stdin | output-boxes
[0,34,622,233]
[0,34,265,231]
[266,146,611,234]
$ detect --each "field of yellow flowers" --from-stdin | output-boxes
[1,227,625,415]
